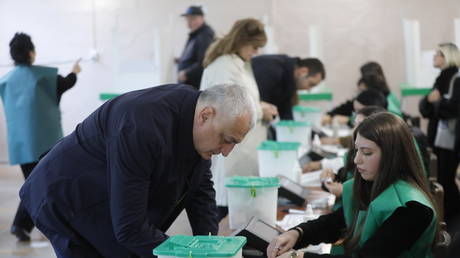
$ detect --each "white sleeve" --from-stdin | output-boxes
[200,56,243,90]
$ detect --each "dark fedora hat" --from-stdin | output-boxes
[181,6,204,16]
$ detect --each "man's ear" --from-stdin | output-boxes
[198,106,216,125]
[295,67,308,78]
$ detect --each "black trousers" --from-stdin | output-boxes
[434,148,460,232]
[12,162,37,232]
[217,206,229,222]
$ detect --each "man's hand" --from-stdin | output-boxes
[178,70,187,83]
[261,101,279,122]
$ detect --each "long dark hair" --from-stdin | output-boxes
[344,112,440,253]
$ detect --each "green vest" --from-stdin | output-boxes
[331,151,353,211]
[387,93,402,117]
[0,65,62,165]
[413,138,429,178]
[338,179,437,257]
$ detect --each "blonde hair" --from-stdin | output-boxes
[438,43,460,68]
[203,18,267,68]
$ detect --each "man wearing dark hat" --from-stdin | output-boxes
[177,6,215,90]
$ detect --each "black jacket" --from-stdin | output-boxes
[294,202,433,257]
[419,66,460,153]
[20,84,218,257]
[252,54,297,120]
[178,23,215,89]
[327,99,354,117]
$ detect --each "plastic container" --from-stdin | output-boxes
[275,120,311,146]
[292,106,322,128]
[153,235,247,258]
[257,140,301,182]
[225,176,280,229]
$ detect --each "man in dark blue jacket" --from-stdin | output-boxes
[177,6,215,89]
[20,84,256,257]
[252,55,325,120]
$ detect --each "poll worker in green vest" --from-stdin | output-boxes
[0,32,81,241]
[323,61,401,125]
[320,106,387,207]
[268,112,439,258]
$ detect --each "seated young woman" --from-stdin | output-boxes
[268,112,440,258]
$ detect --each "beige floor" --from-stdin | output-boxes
[0,163,193,258]
[0,164,55,258]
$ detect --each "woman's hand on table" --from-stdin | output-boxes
[267,230,299,258]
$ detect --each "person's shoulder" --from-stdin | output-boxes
[201,23,215,35]
[207,54,240,69]
[253,54,289,66]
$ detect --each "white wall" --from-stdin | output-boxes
[0,0,459,163]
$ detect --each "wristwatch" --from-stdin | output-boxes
[290,251,298,258]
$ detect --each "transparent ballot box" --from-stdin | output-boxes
[292,106,322,128]
[225,176,280,230]
[257,140,301,183]
[275,120,311,146]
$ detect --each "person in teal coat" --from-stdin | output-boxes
[0,32,81,241]
[268,113,440,258]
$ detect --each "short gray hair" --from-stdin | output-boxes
[198,84,257,129]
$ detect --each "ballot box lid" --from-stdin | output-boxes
[225,176,280,188]
[293,105,321,113]
[153,235,247,257]
[275,120,311,127]
[257,140,300,151]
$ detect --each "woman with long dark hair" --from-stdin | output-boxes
[267,113,439,257]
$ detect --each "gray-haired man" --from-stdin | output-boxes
[20,84,255,257]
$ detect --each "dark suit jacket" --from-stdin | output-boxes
[178,24,215,89]
[252,54,297,120]
[419,66,460,153]
[20,84,218,257]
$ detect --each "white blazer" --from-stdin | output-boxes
[200,54,267,206]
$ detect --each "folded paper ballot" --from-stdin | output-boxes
[277,213,330,254]
[320,126,352,138]
[300,170,322,187]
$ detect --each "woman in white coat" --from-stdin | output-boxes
[201,18,278,221]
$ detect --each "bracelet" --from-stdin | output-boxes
[290,227,304,243]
